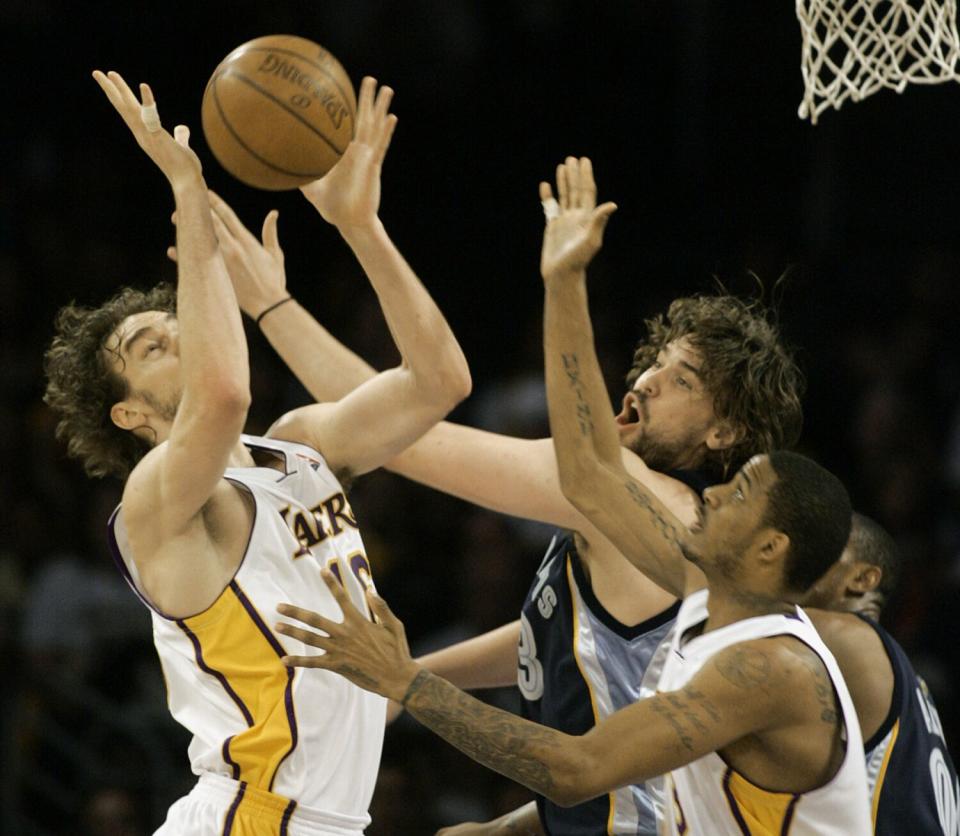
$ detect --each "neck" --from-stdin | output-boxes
[702,582,794,633]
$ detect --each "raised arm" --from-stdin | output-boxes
[540,158,694,596]
[201,190,378,401]
[277,573,810,808]
[266,77,470,475]
[95,71,249,537]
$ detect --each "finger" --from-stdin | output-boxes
[139,82,155,108]
[365,587,398,630]
[276,600,343,634]
[320,567,364,619]
[210,211,235,250]
[580,157,597,210]
[374,113,398,164]
[170,210,177,226]
[373,83,394,123]
[173,125,190,149]
[92,70,124,110]
[556,163,568,210]
[565,156,580,208]
[275,621,332,649]
[590,202,618,239]
[166,245,178,263]
[106,71,140,108]
[355,76,377,143]
[262,210,282,256]
[208,193,254,248]
[282,654,331,669]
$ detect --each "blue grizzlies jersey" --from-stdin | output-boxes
[860,614,959,835]
[519,532,679,835]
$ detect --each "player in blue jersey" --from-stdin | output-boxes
[208,157,805,834]
[804,514,959,835]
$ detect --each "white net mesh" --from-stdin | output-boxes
[797,0,960,122]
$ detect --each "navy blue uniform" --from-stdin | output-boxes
[519,532,678,835]
[860,615,959,835]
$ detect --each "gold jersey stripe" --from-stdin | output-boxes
[724,767,801,834]
[183,582,298,793]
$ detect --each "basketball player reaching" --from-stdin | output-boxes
[43,72,471,835]
[207,158,804,836]
[273,156,872,834]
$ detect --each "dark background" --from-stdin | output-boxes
[2,2,958,833]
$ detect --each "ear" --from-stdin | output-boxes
[756,529,790,566]
[848,563,882,595]
[705,421,742,452]
[110,399,145,432]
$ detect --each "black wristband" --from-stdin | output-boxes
[255,296,293,326]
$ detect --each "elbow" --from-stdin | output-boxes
[544,751,602,808]
[411,356,472,414]
[556,456,601,511]
[205,383,251,426]
[436,351,473,408]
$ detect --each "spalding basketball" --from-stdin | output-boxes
[201,35,356,191]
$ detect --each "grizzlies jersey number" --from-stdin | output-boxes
[519,533,678,836]
[860,615,959,835]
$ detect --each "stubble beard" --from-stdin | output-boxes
[625,427,703,475]
[137,387,181,423]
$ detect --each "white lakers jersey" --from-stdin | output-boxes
[657,589,871,836]
[108,434,386,831]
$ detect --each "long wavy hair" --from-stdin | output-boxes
[44,283,177,480]
[627,293,805,481]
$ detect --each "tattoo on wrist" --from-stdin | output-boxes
[401,669,430,707]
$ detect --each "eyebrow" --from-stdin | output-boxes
[679,360,703,379]
[121,313,174,356]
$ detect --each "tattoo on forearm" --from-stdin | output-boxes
[561,353,594,436]
[405,672,563,796]
[715,647,772,690]
[402,669,431,707]
[651,686,725,754]
[623,479,682,549]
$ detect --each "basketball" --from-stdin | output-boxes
[201,35,356,191]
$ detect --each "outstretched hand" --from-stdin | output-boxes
[539,156,617,281]
[92,70,202,189]
[206,192,289,319]
[300,76,398,232]
[276,570,420,702]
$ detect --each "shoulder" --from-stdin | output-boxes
[621,448,701,526]
[267,404,337,451]
[708,636,827,708]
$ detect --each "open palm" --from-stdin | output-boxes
[540,157,616,279]
[301,76,397,230]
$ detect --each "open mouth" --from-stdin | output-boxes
[616,393,645,428]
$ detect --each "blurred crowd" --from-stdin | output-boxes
[2,2,959,833]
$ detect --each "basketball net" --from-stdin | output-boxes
[796,0,960,122]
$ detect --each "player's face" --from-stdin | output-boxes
[615,337,720,472]
[105,310,183,424]
[682,455,776,582]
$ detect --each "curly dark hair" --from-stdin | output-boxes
[627,294,804,482]
[43,283,177,480]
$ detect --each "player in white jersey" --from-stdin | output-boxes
[43,71,471,835]
[271,159,871,835]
